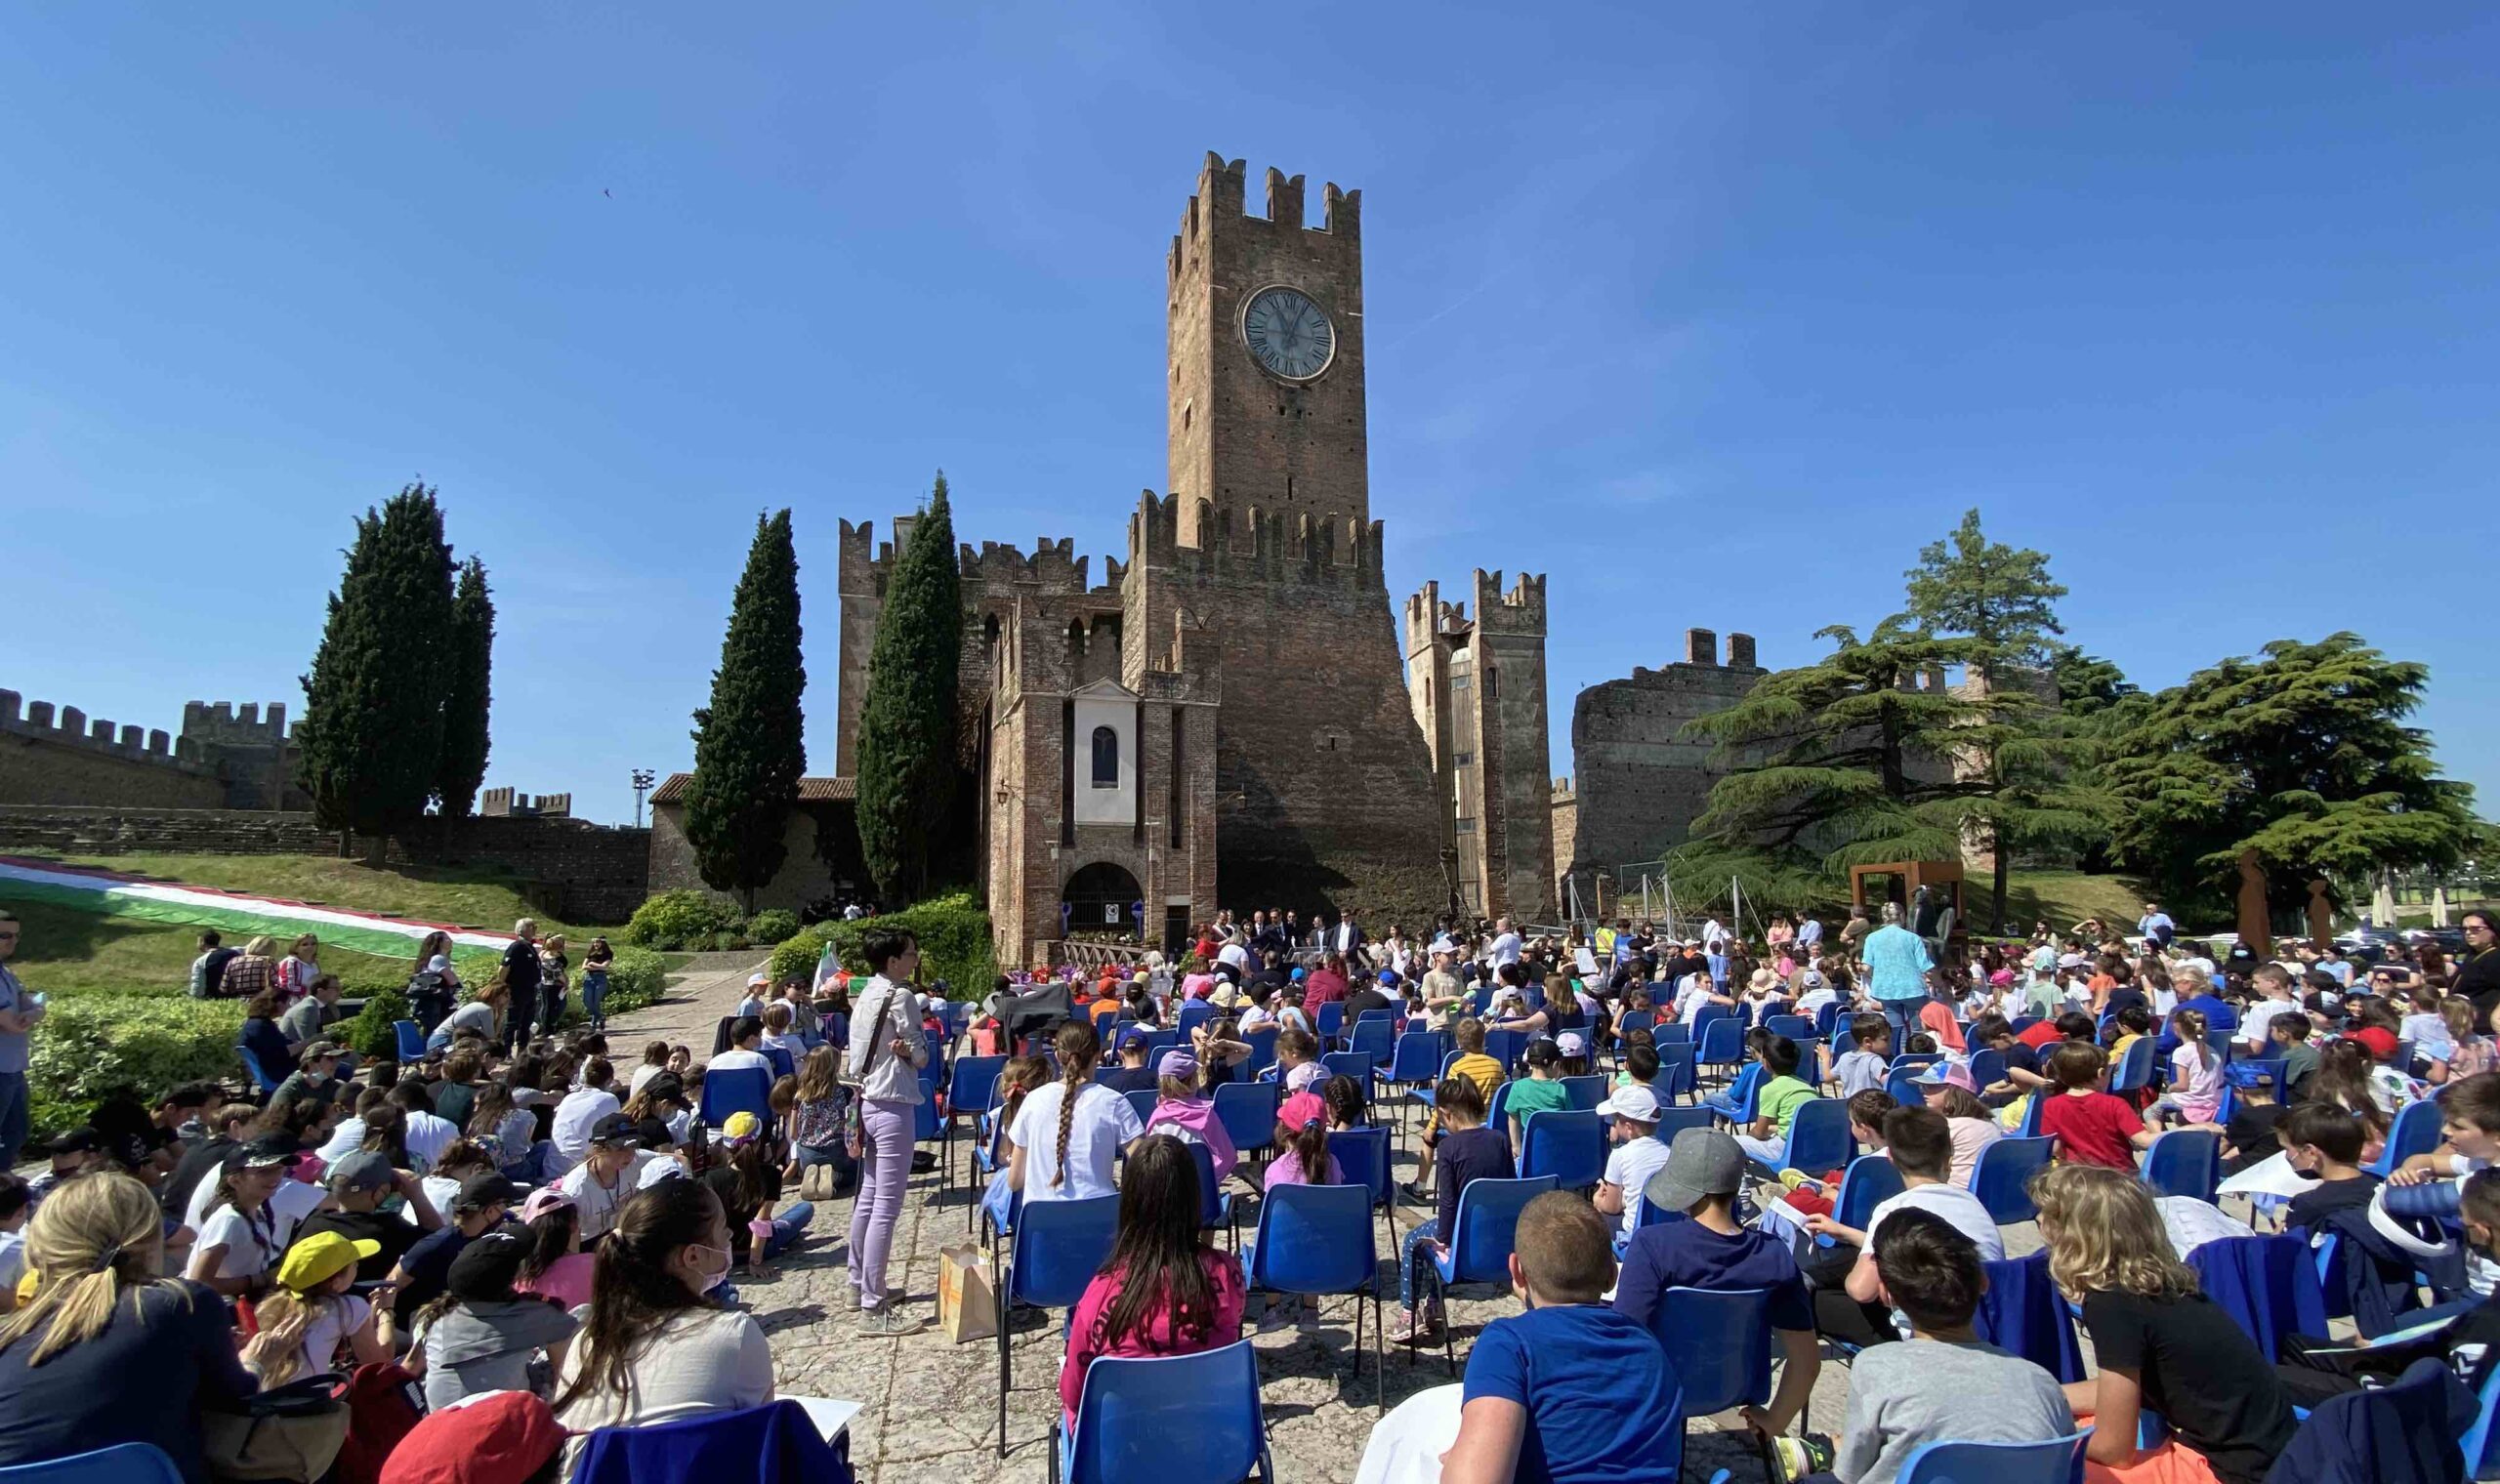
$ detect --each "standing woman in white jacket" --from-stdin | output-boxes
[845,928,931,1336]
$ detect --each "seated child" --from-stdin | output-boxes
[1732,1036,1820,1170]
[1440,1193,1684,1484]
[2035,1042,2153,1172]
[1818,1208,2071,1484]
[1592,1084,1670,1242]
[1823,1015,1895,1098]
[1505,1038,1573,1153]
[1392,1075,1509,1344]
[1406,1017,1503,1202]
[1613,1128,1820,1435]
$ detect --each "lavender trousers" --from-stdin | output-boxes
[848,1098,914,1310]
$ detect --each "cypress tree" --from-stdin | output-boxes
[297,483,456,853]
[684,510,808,911]
[436,556,496,819]
[856,473,963,903]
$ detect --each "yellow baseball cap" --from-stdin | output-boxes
[275,1230,381,1294]
[721,1110,764,1142]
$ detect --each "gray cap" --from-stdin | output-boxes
[324,1149,397,1193]
[1644,1127,1744,1215]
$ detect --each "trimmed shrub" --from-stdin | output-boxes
[29,995,245,1139]
[621,889,743,951]
[340,986,413,1061]
[600,946,669,1016]
[743,909,800,946]
[768,892,994,996]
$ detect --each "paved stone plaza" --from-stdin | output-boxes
[612,959,1888,1483]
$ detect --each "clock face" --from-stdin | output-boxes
[1241,286,1335,380]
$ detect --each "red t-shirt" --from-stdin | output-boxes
[2041,1090,2144,1170]
[2017,1021,2063,1051]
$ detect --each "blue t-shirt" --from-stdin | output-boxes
[1613,1217,1814,1334]
[1462,1304,1682,1483]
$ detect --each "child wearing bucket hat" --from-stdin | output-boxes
[245,1228,392,1384]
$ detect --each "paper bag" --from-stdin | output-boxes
[938,1241,998,1343]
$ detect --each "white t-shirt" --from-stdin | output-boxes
[2238,999,2296,1049]
[185,1171,323,1243]
[1008,1083,1144,1201]
[559,1153,654,1240]
[193,1204,282,1280]
[553,1307,773,1473]
[1489,933,1523,968]
[1865,1182,2005,1261]
[709,1048,771,1076]
[1603,1135,1674,1239]
[550,1088,622,1169]
[294,1295,371,1378]
[402,1110,460,1173]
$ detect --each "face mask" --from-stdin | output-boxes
[304,1070,328,1087]
[688,1243,733,1294]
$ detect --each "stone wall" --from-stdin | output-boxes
[645,800,863,917]
[0,805,651,924]
[1563,628,1766,878]
[0,690,308,811]
[1548,778,1578,919]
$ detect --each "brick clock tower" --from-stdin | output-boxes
[1129,153,1449,921]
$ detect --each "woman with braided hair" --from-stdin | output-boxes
[0,1172,258,1481]
[1008,1016,1146,1203]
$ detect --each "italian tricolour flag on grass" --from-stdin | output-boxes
[0,854,516,960]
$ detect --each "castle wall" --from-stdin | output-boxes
[1564,629,1767,877]
[1474,570,1556,922]
[0,689,227,808]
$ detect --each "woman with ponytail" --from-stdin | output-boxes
[1009,1017,1146,1204]
[551,1180,770,1473]
[0,1173,257,1482]
[844,928,931,1338]
[1260,1090,1343,1192]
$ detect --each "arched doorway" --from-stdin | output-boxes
[1062,861,1145,940]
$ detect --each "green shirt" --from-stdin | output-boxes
[1506,1077,1572,1129]
[1757,1075,1819,1134]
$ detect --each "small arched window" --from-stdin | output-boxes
[1090,725,1119,788]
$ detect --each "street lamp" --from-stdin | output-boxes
[631,768,656,828]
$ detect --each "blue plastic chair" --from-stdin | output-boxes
[0,1443,186,1484]
[1894,1431,2092,1484]
[1314,1001,1345,1045]
[1617,1010,1657,1039]
[1328,1125,1394,1243]
[1653,1042,1698,1102]
[1779,1096,1854,1177]
[1053,1340,1272,1484]
[1764,1014,1812,1043]
[2108,1037,2157,1096]
[1375,1031,1448,1133]
[1971,1135,2058,1224]
[1561,1074,1609,1111]
[575,1399,854,1484]
[393,1019,426,1062]
[1891,1051,1945,1075]
[1245,1182,1384,1406]
[1426,1175,1560,1375]
[1320,1051,1373,1099]
[1517,1109,1606,1190]
[1696,1016,1745,1085]
[2366,1097,2445,1179]
[1175,1000,1217,1037]
[1122,1088,1158,1130]
[1213,1080,1280,1161]
[1348,1017,1395,1068]
[2187,1233,2330,1361]
[1652,1020,1691,1046]
[995,1193,1124,1458]
[1646,1286,1773,1460]
[1136,1029,1179,1067]
[1179,1138,1237,1244]
[1483,1028,1528,1071]
[2460,1356,2500,1479]
[1653,1104,1716,1140]
[1967,1048,2007,1092]
[2142,1129,2222,1203]
[763,1045,797,1081]
[1820,1153,1906,1244]
[1242,1025,1279,1077]
[1884,1063,1931,1110]
[1814,1002,1847,1039]
[2019,1090,2049,1138]
[696,1065,774,1128]
[942,1054,1009,1184]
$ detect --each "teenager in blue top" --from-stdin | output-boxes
[1441,1191,1681,1484]
[1612,1126,1822,1441]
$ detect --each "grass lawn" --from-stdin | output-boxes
[2,852,628,1001]
[1993,868,2159,936]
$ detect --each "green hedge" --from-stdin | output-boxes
[742,909,799,946]
[340,987,412,1059]
[28,996,245,1140]
[599,946,669,1016]
[621,889,746,951]
[768,892,994,996]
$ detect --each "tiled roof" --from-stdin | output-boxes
[649,773,854,805]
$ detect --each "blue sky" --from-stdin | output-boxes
[5,5,2491,826]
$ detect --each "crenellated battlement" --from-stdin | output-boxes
[1,688,206,766]
[182,699,292,745]
[1168,152,1362,284]
[479,787,572,818]
[958,536,1121,596]
[1128,490,1385,590]
[1472,569,1547,636]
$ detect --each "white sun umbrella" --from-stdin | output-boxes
[2372,872,2396,928]
[2434,884,2452,928]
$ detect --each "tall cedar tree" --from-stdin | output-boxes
[436,557,496,819]
[2103,633,2477,924]
[855,474,963,903]
[1669,618,2094,926]
[298,484,456,853]
[1901,509,2086,928]
[684,511,808,911]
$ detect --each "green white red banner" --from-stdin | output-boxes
[0,854,515,962]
